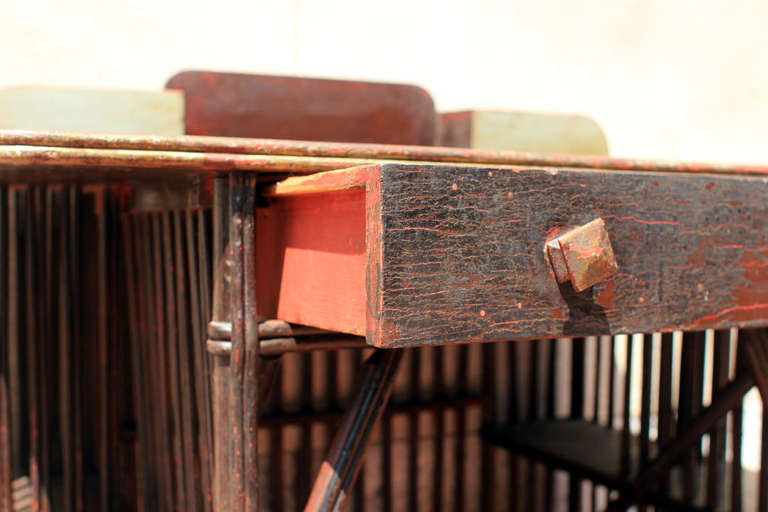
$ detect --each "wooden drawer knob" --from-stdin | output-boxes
[546,218,618,292]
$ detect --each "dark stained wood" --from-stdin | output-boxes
[210,178,232,512]
[228,175,246,511]
[731,394,743,512]
[165,71,437,146]
[569,338,585,511]
[373,163,768,346]
[481,343,496,512]
[0,187,10,512]
[621,336,634,477]
[305,349,403,512]
[484,419,654,489]
[620,371,753,510]
[707,329,731,509]
[121,215,148,511]
[639,335,653,464]
[240,177,260,512]
[485,364,752,512]
[255,163,768,347]
[23,187,41,512]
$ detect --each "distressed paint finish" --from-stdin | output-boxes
[3,130,768,178]
[249,162,768,347]
[165,71,436,146]
[547,218,618,292]
[371,163,768,346]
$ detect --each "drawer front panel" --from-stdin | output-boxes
[374,163,768,347]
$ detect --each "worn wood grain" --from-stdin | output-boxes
[261,164,768,346]
[372,163,768,346]
[256,162,768,347]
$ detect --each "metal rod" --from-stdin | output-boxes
[305,349,403,512]
[208,319,331,341]
[267,336,364,355]
[3,129,768,177]
[206,335,367,357]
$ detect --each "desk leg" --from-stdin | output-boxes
[211,175,260,512]
[306,349,403,512]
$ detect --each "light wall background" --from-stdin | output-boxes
[2,0,767,163]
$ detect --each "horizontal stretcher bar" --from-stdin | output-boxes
[1,129,768,176]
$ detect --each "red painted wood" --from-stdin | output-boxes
[166,71,437,145]
[258,163,768,347]
[256,186,369,336]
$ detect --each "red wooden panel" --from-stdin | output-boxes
[166,71,436,145]
[259,163,768,347]
[256,185,368,336]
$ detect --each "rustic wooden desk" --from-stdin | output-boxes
[1,130,767,511]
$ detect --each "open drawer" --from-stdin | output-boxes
[255,162,768,347]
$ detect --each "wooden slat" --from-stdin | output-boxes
[21,187,41,512]
[481,343,496,511]
[639,335,653,464]
[570,338,585,511]
[161,211,188,512]
[707,329,731,508]
[69,188,83,512]
[121,215,147,511]
[210,178,231,512]
[621,336,634,477]
[0,187,10,512]
[196,208,214,494]
[145,213,174,510]
[184,209,212,512]
[134,214,154,509]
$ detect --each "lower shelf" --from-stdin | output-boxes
[483,419,757,512]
